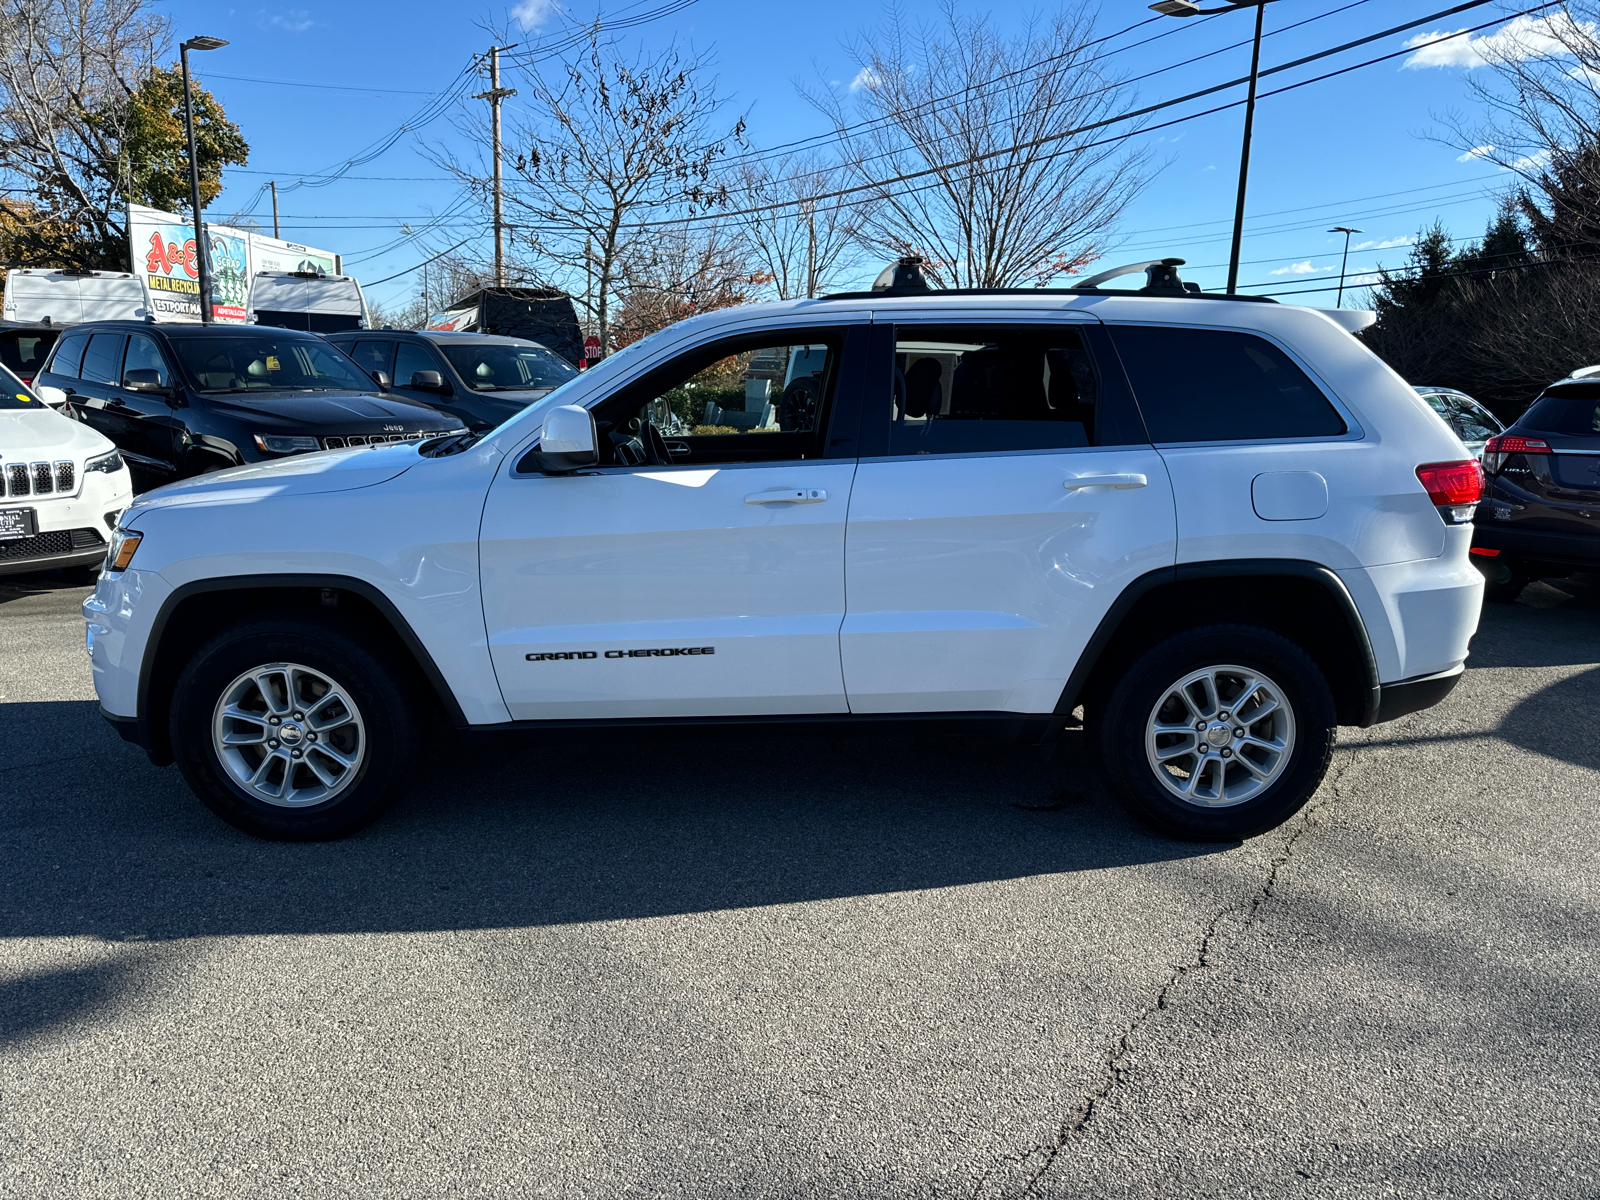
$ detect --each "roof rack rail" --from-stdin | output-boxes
[822,255,1277,303]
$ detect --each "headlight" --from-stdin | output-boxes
[253,434,322,455]
[106,526,143,573]
[85,449,123,474]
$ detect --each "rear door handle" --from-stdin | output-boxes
[746,488,828,504]
[1064,473,1147,491]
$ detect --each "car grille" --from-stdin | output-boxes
[0,526,104,561]
[321,433,431,449]
[3,459,77,498]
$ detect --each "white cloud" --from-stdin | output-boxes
[1457,144,1495,162]
[849,67,881,93]
[511,0,559,30]
[1270,261,1334,277]
[1403,15,1596,70]
[263,8,313,32]
[1352,237,1415,251]
[1504,148,1553,173]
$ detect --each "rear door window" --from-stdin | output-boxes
[78,333,128,386]
[871,323,1144,455]
[1107,325,1346,443]
[43,330,90,379]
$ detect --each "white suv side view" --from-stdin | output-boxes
[85,263,1484,842]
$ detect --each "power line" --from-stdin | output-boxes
[207,72,439,96]
[363,236,477,287]
[603,0,1549,232]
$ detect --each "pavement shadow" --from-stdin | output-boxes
[1495,663,1600,771]
[0,961,129,1045]
[0,571,93,607]
[0,698,1213,943]
[1470,575,1600,670]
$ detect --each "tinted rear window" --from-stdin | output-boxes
[44,330,89,378]
[1108,325,1346,443]
[1520,389,1600,436]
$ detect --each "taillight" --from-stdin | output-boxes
[1416,459,1484,525]
[1483,433,1551,473]
[1483,434,1550,455]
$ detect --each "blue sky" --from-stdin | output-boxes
[156,0,1545,310]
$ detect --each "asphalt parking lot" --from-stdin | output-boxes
[1,571,1597,1198]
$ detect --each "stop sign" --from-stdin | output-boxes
[584,336,600,355]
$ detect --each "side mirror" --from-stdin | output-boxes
[530,405,599,473]
[409,369,449,394]
[372,369,392,390]
[123,369,170,395]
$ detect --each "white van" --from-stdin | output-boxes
[2,269,150,326]
[244,271,369,334]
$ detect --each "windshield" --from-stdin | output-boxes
[1521,388,1600,436]
[169,334,373,393]
[438,341,577,391]
[0,362,44,409]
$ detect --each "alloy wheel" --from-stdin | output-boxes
[1144,663,1296,808]
[211,661,367,808]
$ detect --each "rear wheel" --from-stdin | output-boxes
[1476,556,1528,603]
[1096,625,1336,842]
[170,617,419,840]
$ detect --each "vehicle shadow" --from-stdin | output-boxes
[0,571,93,607]
[0,699,1214,945]
[1494,663,1600,772]
[1469,575,1600,670]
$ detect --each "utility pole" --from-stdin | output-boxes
[475,47,518,288]
[269,181,280,239]
[806,211,816,299]
[1226,3,1266,295]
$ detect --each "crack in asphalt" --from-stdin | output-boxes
[963,750,1356,1200]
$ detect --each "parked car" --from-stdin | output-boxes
[2,268,150,325]
[244,270,370,333]
[1413,386,1505,458]
[424,286,584,365]
[0,321,61,385]
[32,321,464,493]
[0,362,132,580]
[1472,377,1600,601]
[86,257,1483,843]
[325,329,578,432]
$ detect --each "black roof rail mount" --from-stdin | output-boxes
[822,255,1275,303]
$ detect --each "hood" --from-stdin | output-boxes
[0,403,117,462]
[198,388,461,430]
[122,440,426,522]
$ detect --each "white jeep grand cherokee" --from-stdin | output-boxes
[84,261,1484,842]
[1,364,132,580]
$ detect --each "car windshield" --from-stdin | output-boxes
[1520,388,1600,436]
[438,341,577,391]
[169,335,372,393]
[0,362,43,409]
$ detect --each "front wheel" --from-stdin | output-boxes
[1096,625,1336,842]
[170,617,419,840]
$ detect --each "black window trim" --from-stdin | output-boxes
[1101,319,1365,447]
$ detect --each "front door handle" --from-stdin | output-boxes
[746,488,828,505]
[1064,473,1147,491]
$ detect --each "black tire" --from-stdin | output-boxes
[1095,624,1336,842]
[1477,556,1528,603]
[170,616,419,840]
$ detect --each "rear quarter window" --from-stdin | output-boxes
[1107,325,1347,443]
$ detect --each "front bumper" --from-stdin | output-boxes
[0,465,130,577]
[1472,521,1600,570]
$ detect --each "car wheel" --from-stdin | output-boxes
[1096,624,1336,842]
[170,617,419,840]
[1476,556,1528,603]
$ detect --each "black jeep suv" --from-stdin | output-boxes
[34,322,464,493]
[1473,378,1600,601]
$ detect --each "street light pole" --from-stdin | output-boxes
[1329,226,1362,308]
[179,36,228,324]
[1149,0,1277,295]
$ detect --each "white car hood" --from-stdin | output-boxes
[123,442,423,523]
[0,404,117,461]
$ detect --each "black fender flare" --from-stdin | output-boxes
[1054,558,1382,728]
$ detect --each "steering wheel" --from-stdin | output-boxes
[778,378,818,432]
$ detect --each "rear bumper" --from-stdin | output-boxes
[1472,522,1600,569]
[1374,667,1463,724]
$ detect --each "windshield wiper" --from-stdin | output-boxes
[419,431,482,457]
